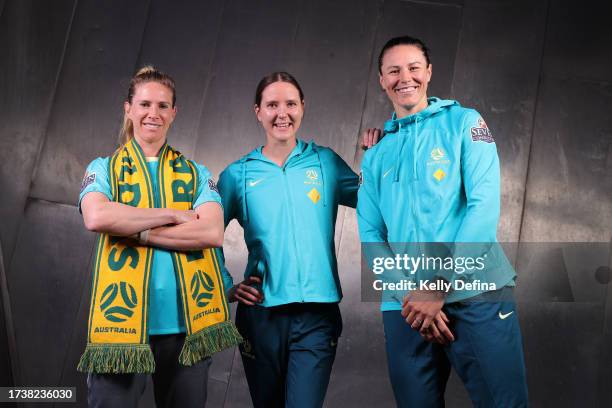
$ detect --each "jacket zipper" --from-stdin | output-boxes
[282,164,304,302]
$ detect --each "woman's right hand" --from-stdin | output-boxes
[228,276,264,305]
[173,209,198,225]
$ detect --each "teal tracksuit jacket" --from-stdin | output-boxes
[357,97,516,311]
[218,139,359,306]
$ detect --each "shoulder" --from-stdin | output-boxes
[362,135,394,169]
[219,157,245,181]
[311,143,341,164]
[84,156,111,180]
[444,104,481,126]
[190,161,213,180]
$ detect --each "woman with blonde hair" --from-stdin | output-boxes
[77,66,241,408]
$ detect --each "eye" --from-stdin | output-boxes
[267,102,277,108]
[139,102,150,107]
[287,101,297,107]
[159,103,170,109]
[388,69,399,75]
[410,66,420,72]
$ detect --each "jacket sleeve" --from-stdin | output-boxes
[356,151,387,242]
[217,166,240,301]
[357,151,405,303]
[455,109,501,243]
[331,150,359,208]
[436,110,501,283]
[218,165,239,228]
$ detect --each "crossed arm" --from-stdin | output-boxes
[81,192,224,250]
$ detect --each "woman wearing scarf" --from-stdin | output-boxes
[77,66,241,408]
[218,72,359,408]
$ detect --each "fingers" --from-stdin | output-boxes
[435,314,455,343]
[361,128,382,150]
[421,315,434,331]
[372,128,381,145]
[246,276,262,284]
[439,310,450,324]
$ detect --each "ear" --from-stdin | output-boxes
[379,73,385,91]
[426,64,433,82]
[169,105,177,123]
[254,104,261,122]
[124,101,131,115]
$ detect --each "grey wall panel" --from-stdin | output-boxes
[520,302,603,407]
[55,247,92,407]
[223,346,253,407]
[0,0,75,263]
[192,0,300,176]
[328,209,397,407]
[8,199,95,391]
[520,0,612,242]
[136,0,224,157]
[0,268,12,387]
[284,0,382,164]
[220,222,251,405]
[541,0,612,84]
[355,0,463,167]
[598,268,612,405]
[29,0,151,205]
[451,0,547,243]
[519,78,612,242]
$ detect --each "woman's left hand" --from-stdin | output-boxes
[401,289,446,331]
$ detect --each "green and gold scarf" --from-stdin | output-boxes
[77,138,241,374]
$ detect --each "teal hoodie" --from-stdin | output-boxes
[357,97,516,311]
[219,139,358,306]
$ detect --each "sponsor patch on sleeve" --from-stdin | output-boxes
[470,118,495,143]
[80,171,96,193]
[208,178,219,193]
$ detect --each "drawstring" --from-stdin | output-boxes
[314,147,327,207]
[241,157,248,222]
[413,117,419,181]
[394,123,401,182]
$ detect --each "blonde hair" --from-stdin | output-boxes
[118,65,177,146]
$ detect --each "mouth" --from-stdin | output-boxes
[273,122,293,129]
[394,85,419,95]
[142,122,162,129]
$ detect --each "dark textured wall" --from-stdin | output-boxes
[0,0,610,407]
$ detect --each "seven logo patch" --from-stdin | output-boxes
[470,118,494,143]
[80,171,96,193]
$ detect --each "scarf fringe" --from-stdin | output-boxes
[77,343,155,374]
[179,321,243,366]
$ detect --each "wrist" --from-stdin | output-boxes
[139,229,151,245]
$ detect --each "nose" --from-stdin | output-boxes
[277,105,288,118]
[147,105,160,118]
[399,67,411,83]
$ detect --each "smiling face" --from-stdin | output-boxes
[255,81,304,144]
[124,81,176,148]
[379,44,432,118]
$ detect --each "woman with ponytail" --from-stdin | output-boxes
[77,66,241,408]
